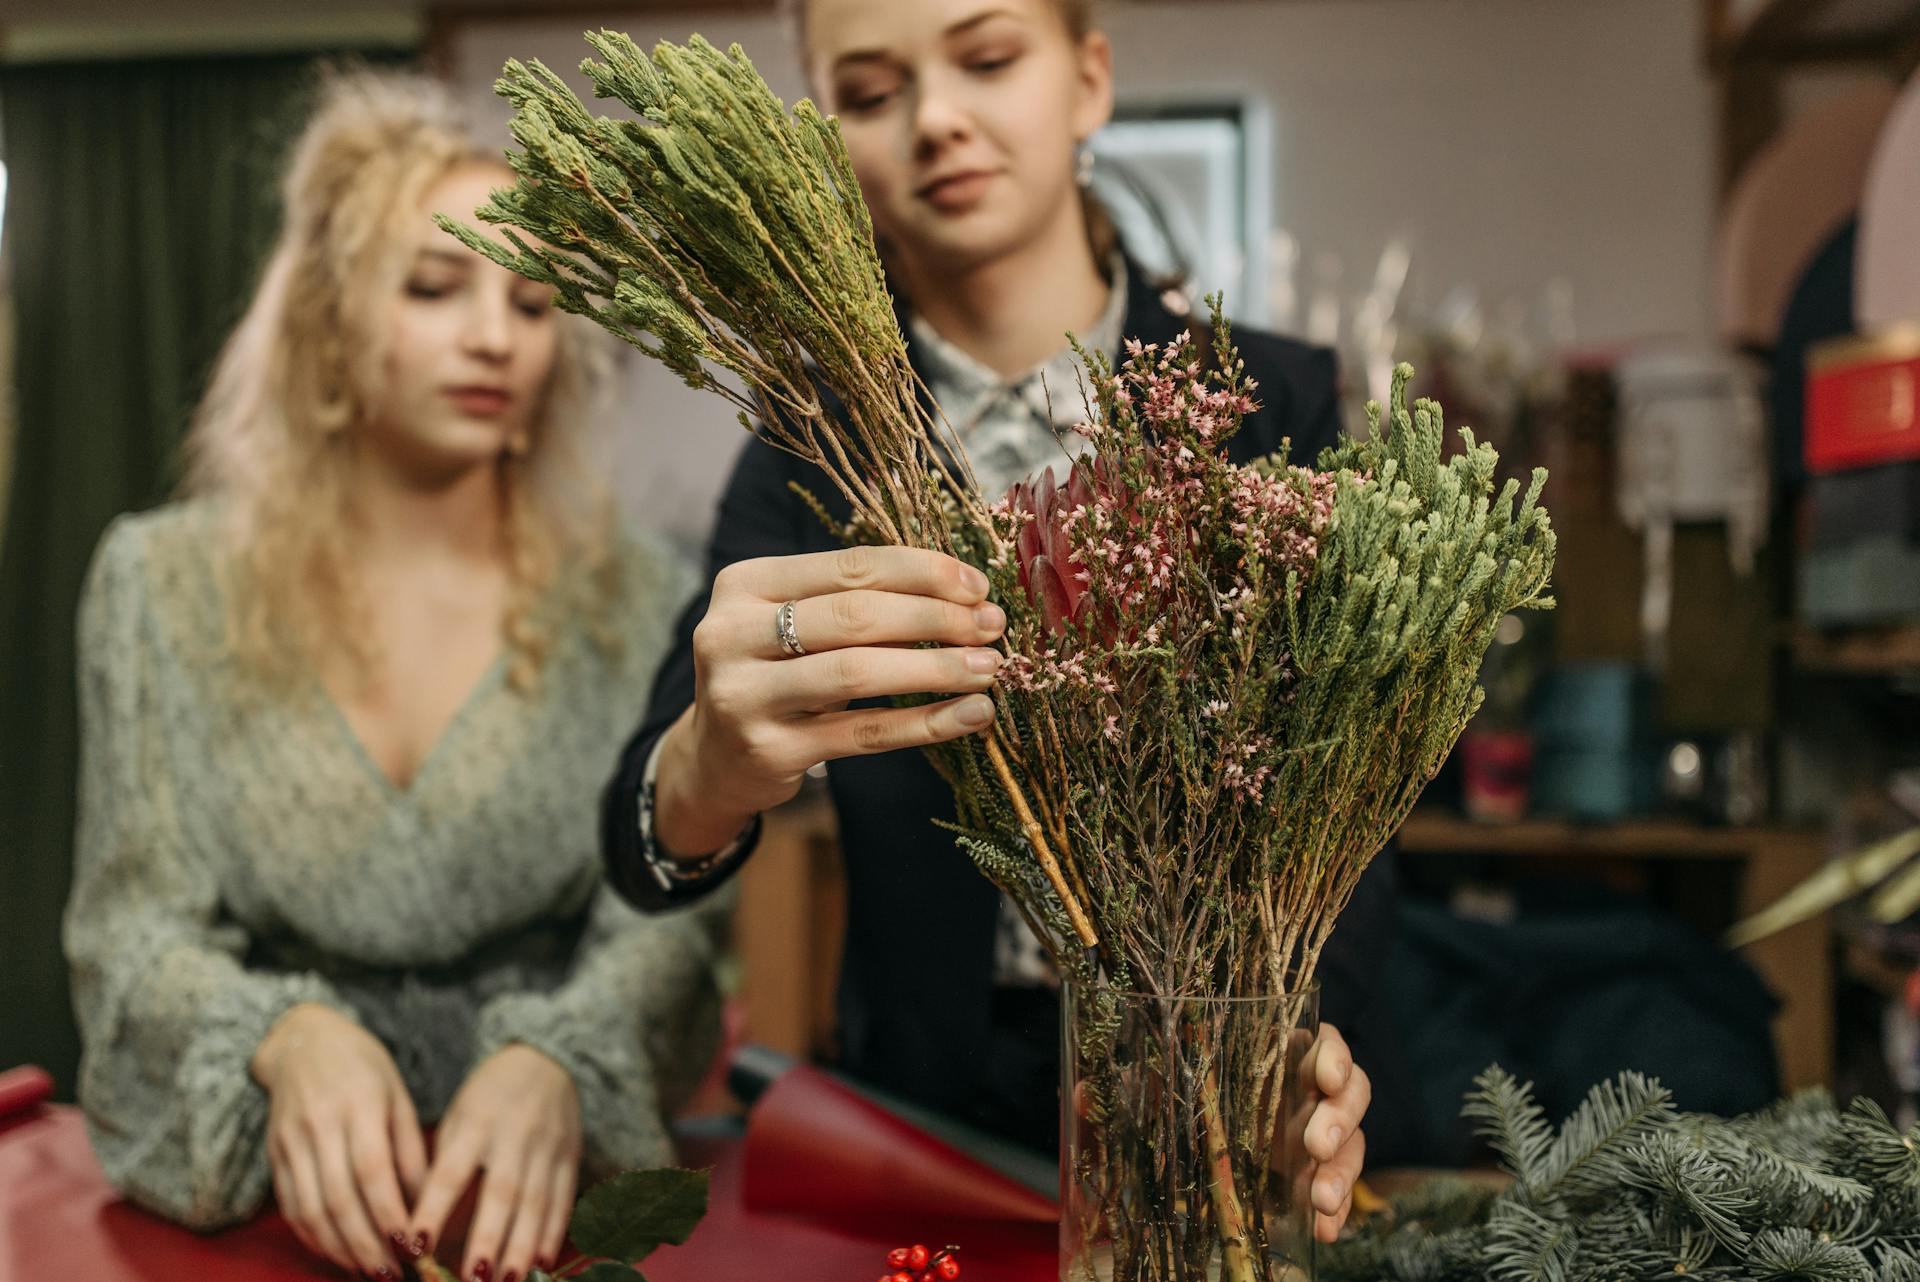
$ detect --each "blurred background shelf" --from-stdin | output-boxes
[1399,813,1817,859]
[1396,813,1832,1093]
[1790,623,1920,673]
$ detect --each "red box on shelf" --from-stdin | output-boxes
[1806,328,1920,474]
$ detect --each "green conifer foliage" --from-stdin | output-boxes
[1324,1071,1920,1282]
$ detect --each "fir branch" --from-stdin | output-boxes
[1484,1201,1577,1282]
[1877,1244,1920,1282]
[1533,1071,1675,1202]
[1328,1073,1920,1282]
[1742,1226,1873,1281]
[1621,1132,1754,1252]
[1844,1099,1920,1191]
[1465,1066,1557,1191]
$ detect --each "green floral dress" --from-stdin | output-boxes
[63,500,726,1230]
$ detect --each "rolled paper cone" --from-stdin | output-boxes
[0,1065,54,1120]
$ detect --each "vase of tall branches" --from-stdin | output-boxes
[1062,984,1319,1282]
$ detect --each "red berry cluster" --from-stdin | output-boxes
[877,1243,960,1282]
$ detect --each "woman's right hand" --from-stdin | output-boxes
[252,1003,428,1279]
[654,546,1006,856]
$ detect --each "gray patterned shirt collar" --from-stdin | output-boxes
[908,255,1131,502]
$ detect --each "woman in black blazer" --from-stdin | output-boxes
[602,0,1390,1241]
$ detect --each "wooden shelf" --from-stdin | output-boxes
[1397,813,1818,860]
[1790,624,1920,675]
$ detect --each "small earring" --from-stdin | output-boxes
[1075,143,1095,189]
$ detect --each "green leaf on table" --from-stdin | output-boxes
[567,1167,709,1263]
[577,1264,650,1282]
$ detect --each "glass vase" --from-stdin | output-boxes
[1060,983,1320,1282]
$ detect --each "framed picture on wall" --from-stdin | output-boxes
[1089,97,1271,324]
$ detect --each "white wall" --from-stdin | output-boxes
[444,0,1718,549]
[1099,0,1715,344]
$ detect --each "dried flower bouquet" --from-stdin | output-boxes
[443,33,1556,1280]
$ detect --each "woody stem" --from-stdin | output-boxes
[984,726,1099,952]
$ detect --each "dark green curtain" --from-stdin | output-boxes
[0,51,405,1097]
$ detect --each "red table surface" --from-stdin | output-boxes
[0,1106,1058,1281]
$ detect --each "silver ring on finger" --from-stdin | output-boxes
[775,599,808,657]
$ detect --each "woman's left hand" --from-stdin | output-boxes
[1297,1022,1371,1244]
[408,1044,582,1282]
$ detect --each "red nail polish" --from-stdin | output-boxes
[414,1232,431,1257]
[472,1262,493,1282]
[376,1269,397,1281]
[503,1272,521,1282]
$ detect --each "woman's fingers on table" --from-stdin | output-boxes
[459,1149,527,1282]
[535,1160,576,1273]
[496,1150,559,1282]
[716,546,991,610]
[388,1083,429,1207]
[268,1146,319,1262]
[314,1119,400,1276]
[407,1127,482,1264]
[282,1134,357,1273]
[346,1107,412,1264]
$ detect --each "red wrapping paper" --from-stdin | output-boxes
[0,1068,52,1123]
[741,1065,1058,1229]
[0,1107,1059,1281]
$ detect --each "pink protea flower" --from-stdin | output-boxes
[1009,465,1088,637]
[1007,457,1130,638]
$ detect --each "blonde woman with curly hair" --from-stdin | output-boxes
[63,68,722,1282]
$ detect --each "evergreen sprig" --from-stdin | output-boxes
[1324,1072,1920,1282]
